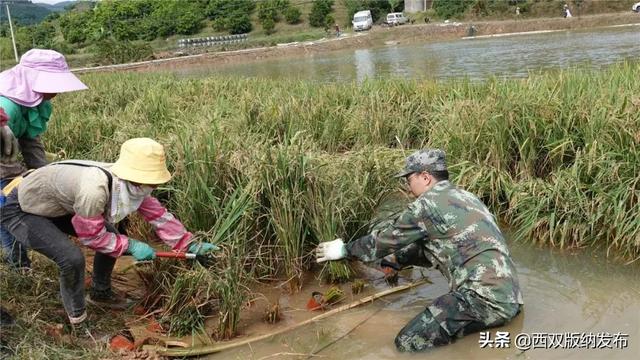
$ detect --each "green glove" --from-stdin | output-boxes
[187,242,219,255]
[125,239,156,261]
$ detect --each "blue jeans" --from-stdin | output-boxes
[0,178,31,269]
[1,190,117,319]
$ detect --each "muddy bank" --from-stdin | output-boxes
[73,13,640,75]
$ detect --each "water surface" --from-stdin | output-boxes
[174,26,640,82]
[205,241,640,359]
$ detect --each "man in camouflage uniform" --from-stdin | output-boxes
[316,149,523,352]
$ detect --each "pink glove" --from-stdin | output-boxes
[0,108,7,127]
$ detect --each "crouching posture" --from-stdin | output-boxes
[0,138,216,327]
[316,149,523,352]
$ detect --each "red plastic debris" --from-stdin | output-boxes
[110,334,135,351]
[306,292,326,311]
[306,297,322,311]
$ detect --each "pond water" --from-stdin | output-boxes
[174,25,640,82]
[204,240,640,359]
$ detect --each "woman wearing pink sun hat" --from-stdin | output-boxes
[0,49,88,269]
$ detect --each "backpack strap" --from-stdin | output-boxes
[50,162,113,193]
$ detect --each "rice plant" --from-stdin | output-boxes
[305,176,354,283]
[260,142,310,291]
[160,267,217,337]
[39,61,640,301]
[212,245,249,340]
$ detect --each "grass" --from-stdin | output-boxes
[0,258,116,358]
[2,61,638,354]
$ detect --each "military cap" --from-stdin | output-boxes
[394,149,447,178]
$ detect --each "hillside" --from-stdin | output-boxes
[37,1,76,12]
[0,0,52,25]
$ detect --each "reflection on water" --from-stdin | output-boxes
[174,26,640,82]
[206,241,640,360]
[354,49,374,83]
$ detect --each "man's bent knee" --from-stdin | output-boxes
[394,309,452,352]
[395,325,451,352]
[60,247,85,273]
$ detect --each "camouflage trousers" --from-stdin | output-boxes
[381,243,521,352]
[394,288,520,352]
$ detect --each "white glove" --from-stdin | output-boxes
[316,238,347,263]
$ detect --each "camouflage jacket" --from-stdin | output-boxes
[346,180,524,315]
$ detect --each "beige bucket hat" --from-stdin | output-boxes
[111,138,172,184]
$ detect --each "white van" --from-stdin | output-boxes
[352,10,373,31]
[386,12,408,26]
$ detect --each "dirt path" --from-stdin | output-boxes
[73,12,640,74]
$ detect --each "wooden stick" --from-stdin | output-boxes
[143,279,428,357]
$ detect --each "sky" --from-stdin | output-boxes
[32,0,74,5]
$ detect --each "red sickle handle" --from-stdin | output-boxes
[156,252,197,259]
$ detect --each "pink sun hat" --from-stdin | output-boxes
[0,49,88,107]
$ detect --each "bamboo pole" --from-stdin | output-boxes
[5,4,18,62]
[143,279,429,357]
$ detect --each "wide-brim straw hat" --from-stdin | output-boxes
[21,49,88,94]
[0,49,88,107]
[111,138,172,185]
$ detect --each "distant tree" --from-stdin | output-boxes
[206,0,255,20]
[88,0,205,41]
[284,6,302,24]
[59,11,89,44]
[92,37,153,65]
[43,12,61,22]
[432,0,469,19]
[367,0,394,22]
[91,0,154,41]
[343,0,360,21]
[150,0,205,37]
[175,5,206,35]
[14,26,33,55]
[309,0,334,27]
[31,21,57,49]
[258,0,279,23]
[212,17,227,32]
[262,17,276,35]
[342,0,393,24]
[389,0,402,12]
[227,14,252,34]
[324,14,335,29]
